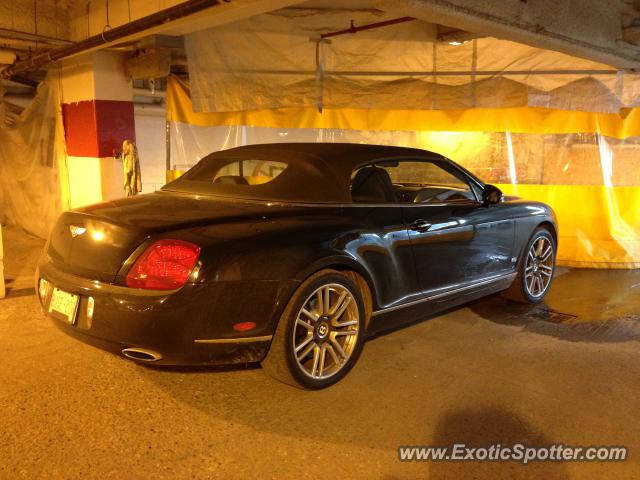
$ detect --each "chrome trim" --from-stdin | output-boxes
[122,348,162,362]
[372,271,517,316]
[194,335,273,344]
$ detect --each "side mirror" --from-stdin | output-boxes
[482,184,503,206]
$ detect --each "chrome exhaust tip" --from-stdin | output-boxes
[121,347,162,362]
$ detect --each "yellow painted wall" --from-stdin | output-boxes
[66,156,125,209]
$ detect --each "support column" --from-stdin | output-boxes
[60,51,135,208]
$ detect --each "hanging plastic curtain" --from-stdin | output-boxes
[166,76,640,269]
[0,73,69,239]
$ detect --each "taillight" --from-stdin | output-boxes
[125,239,201,290]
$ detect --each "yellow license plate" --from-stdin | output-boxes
[49,287,80,325]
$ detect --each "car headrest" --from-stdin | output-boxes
[351,166,396,203]
[214,175,249,185]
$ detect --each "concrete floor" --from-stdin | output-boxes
[1,225,639,479]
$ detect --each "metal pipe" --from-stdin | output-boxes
[320,16,415,39]
[1,0,225,79]
[0,27,72,46]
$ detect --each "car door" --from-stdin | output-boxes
[382,159,516,294]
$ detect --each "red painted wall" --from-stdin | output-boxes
[63,100,135,157]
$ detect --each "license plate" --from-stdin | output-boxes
[49,287,80,325]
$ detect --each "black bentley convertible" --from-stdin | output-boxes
[37,143,557,388]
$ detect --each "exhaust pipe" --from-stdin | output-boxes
[122,347,162,362]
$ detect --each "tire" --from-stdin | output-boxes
[503,227,556,303]
[262,269,366,389]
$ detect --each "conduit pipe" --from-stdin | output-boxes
[1,0,226,79]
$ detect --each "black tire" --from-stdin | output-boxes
[262,269,366,389]
[503,227,556,303]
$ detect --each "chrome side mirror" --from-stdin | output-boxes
[482,184,503,206]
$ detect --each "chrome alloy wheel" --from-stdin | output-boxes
[525,236,554,298]
[292,283,360,380]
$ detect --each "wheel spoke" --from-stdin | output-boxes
[536,238,544,256]
[326,344,340,365]
[331,295,352,322]
[541,245,552,261]
[540,270,552,278]
[329,290,347,315]
[334,330,357,336]
[324,286,332,314]
[318,346,327,377]
[310,346,320,377]
[330,337,347,359]
[540,264,553,272]
[334,319,358,328]
[300,308,317,322]
[535,275,543,294]
[315,288,324,315]
[296,318,314,331]
[297,341,315,362]
[295,334,314,354]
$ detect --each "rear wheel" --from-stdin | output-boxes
[504,228,556,303]
[262,269,366,389]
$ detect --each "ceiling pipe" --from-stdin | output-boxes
[319,16,415,40]
[0,28,72,47]
[1,0,226,80]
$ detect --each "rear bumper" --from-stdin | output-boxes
[37,258,298,366]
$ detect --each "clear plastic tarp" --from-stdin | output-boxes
[168,77,640,268]
[185,8,640,114]
[0,73,68,239]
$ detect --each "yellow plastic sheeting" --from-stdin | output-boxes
[166,76,640,269]
[498,184,640,268]
[168,76,640,139]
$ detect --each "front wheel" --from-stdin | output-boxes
[262,269,366,389]
[504,228,556,303]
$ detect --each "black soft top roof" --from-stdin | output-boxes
[162,143,450,203]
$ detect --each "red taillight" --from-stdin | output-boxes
[125,239,201,290]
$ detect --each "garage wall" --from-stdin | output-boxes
[134,107,168,194]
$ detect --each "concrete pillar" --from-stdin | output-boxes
[59,51,135,208]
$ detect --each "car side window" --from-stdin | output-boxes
[380,160,477,204]
[351,159,478,204]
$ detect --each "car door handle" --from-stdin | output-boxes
[409,220,432,232]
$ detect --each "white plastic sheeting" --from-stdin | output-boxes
[0,74,67,238]
[185,8,640,114]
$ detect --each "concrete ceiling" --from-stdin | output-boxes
[3,0,640,78]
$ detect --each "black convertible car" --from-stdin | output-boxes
[37,143,557,389]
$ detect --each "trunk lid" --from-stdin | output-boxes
[47,192,282,283]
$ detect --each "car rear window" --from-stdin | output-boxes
[163,152,349,203]
[211,160,287,185]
